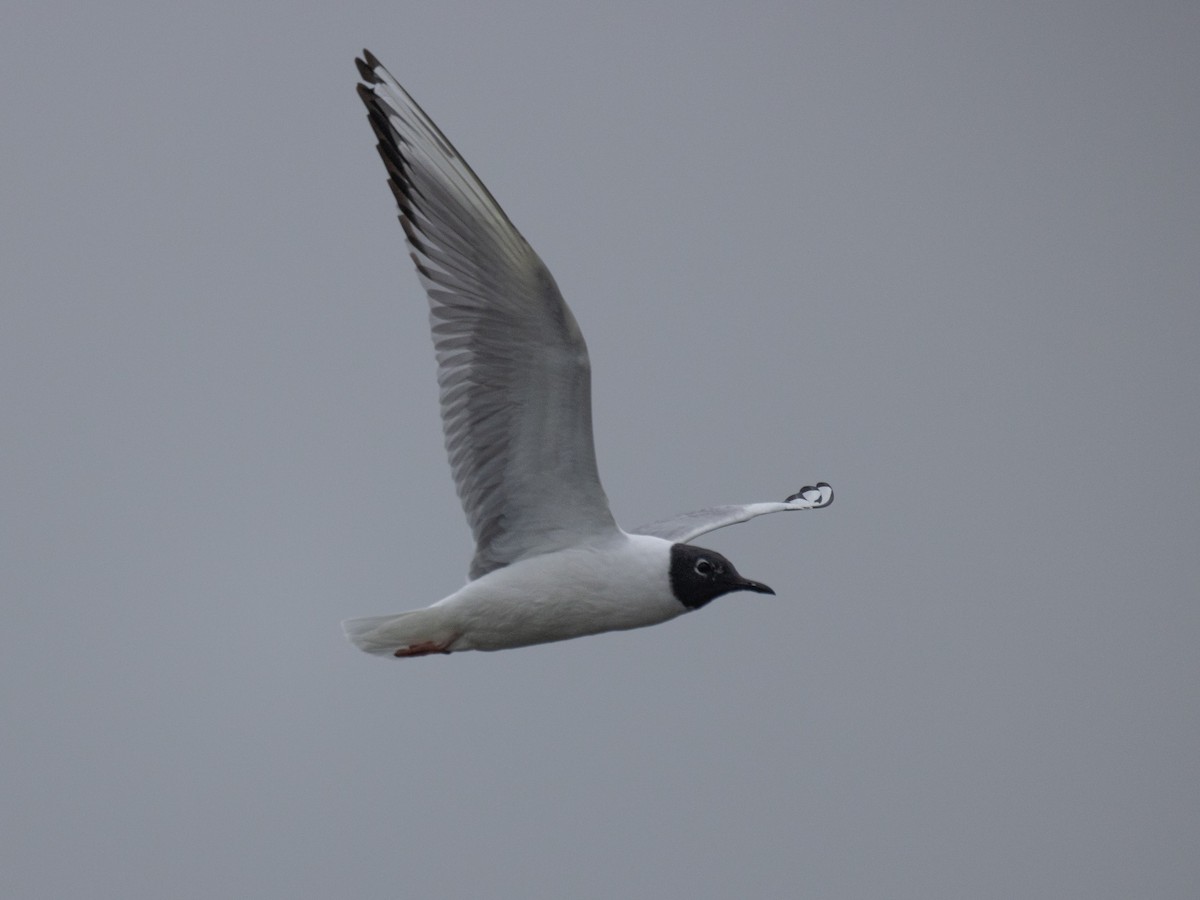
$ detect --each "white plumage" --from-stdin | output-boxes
[344,534,681,655]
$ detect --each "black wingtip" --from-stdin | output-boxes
[356,49,384,84]
[784,482,834,507]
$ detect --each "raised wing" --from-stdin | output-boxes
[357,51,618,579]
[633,483,833,544]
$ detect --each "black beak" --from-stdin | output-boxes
[735,578,775,596]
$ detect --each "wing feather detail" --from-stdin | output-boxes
[357,51,618,579]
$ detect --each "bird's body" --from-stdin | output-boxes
[344,50,832,659]
[347,534,682,655]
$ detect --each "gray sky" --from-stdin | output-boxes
[4,2,1198,897]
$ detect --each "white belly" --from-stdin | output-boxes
[437,534,686,651]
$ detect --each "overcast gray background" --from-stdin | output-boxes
[4,2,1198,897]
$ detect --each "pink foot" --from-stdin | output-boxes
[394,638,455,658]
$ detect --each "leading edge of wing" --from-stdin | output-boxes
[632,483,834,544]
[356,51,619,579]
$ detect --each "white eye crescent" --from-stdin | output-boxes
[694,559,713,576]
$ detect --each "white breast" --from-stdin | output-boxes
[437,533,685,651]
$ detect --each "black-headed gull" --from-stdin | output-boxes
[343,51,833,658]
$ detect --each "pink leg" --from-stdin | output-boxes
[394,637,456,658]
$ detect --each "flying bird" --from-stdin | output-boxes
[344,50,833,658]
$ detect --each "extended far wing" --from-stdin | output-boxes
[633,483,833,544]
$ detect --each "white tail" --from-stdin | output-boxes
[341,608,456,657]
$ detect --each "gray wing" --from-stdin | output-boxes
[357,51,618,580]
[633,483,833,544]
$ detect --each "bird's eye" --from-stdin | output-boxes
[694,559,713,576]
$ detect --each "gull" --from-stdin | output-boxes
[343,50,833,658]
